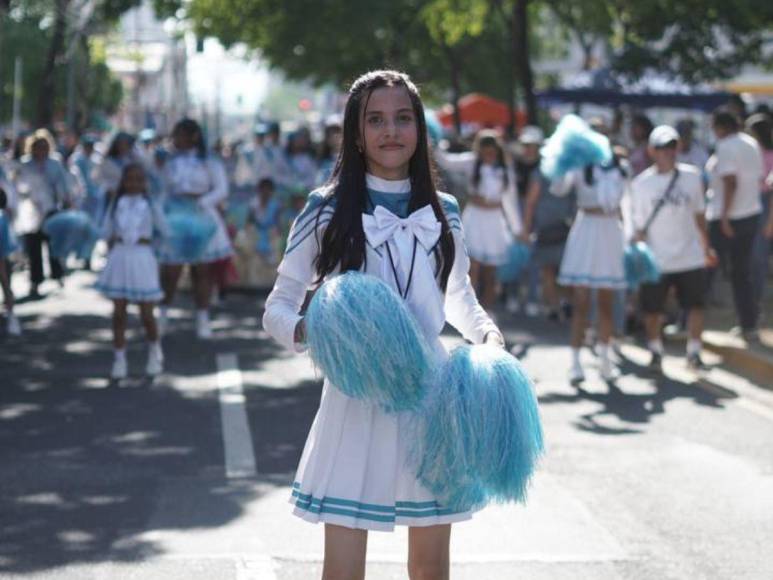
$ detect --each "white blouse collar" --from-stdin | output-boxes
[366,173,411,194]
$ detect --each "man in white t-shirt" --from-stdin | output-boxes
[705,108,764,340]
[632,125,715,371]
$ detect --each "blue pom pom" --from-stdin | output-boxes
[540,115,612,180]
[42,210,99,260]
[305,272,433,412]
[497,241,532,283]
[164,197,217,262]
[624,242,661,288]
[412,345,544,510]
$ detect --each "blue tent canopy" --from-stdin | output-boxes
[537,69,735,112]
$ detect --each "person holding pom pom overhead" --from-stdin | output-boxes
[631,125,715,373]
[547,115,628,384]
[262,70,506,580]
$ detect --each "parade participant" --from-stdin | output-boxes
[520,169,576,322]
[13,130,73,299]
[95,132,139,205]
[676,119,709,171]
[158,118,232,339]
[745,114,773,315]
[316,118,343,186]
[631,126,714,372]
[461,130,521,309]
[0,178,21,335]
[705,107,764,341]
[96,164,167,379]
[251,121,288,186]
[281,127,318,193]
[262,70,504,580]
[69,134,103,268]
[628,113,654,177]
[250,177,282,265]
[510,126,544,316]
[552,120,628,384]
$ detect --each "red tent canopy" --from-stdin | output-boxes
[437,93,525,129]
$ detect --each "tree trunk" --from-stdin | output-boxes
[514,0,537,125]
[505,9,518,137]
[36,0,69,128]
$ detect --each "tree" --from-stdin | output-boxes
[0,2,127,130]
[609,0,773,83]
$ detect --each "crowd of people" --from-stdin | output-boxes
[0,95,771,385]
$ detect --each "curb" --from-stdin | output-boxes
[701,330,773,389]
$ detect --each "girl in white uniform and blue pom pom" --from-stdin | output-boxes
[158,119,233,339]
[461,131,521,309]
[96,164,167,380]
[557,154,628,384]
[262,70,506,580]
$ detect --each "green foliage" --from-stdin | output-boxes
[0,3,127,128]
[610,0,773,82]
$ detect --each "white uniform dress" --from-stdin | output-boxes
[557,165,627,289]
[159,151,233,264]
[263,174,500,532]
[461,165,521,266]
[96,195,166,302]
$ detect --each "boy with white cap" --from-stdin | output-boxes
[631,125,715,372]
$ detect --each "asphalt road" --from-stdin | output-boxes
[1,270,772,579]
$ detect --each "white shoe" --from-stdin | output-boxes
[111,355,128,380]
[196,312,212,340]
[525,303,541,317]
[6,314,21,336]
[569,360,585,384]
[145,345,164,376]
[600,358,620,382]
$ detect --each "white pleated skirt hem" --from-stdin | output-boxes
[290,377,483,532]
[289,487,476,532]
[558,212,626,289]
[95,244,163,302]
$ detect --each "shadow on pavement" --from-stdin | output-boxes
[0,293,305,575]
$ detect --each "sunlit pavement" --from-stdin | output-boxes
[2,270,772,579]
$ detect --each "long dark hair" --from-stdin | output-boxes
[109,162,149,219]
[107,132,135,159]
[314,70,455,290]
[173,118,208,159]
[472,130,509,191]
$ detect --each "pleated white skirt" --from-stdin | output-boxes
[290,340,479,531]
[95,244,164,302]
[558,212,626,289]
[461,205,513,266]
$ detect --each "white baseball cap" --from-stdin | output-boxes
[519,125,544,145]
[648,125,679,148]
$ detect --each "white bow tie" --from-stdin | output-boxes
[362,205,441,251]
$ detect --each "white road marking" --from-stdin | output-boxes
[216,353,257,478]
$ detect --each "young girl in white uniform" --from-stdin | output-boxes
[96,164,167,379]
[263,71,506,580]
[158,119,232,339]
[461,131,521,308]
[557,160,627,383]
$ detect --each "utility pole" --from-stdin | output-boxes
[12,57,22,138]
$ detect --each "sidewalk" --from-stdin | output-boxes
[690,277,772,388]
